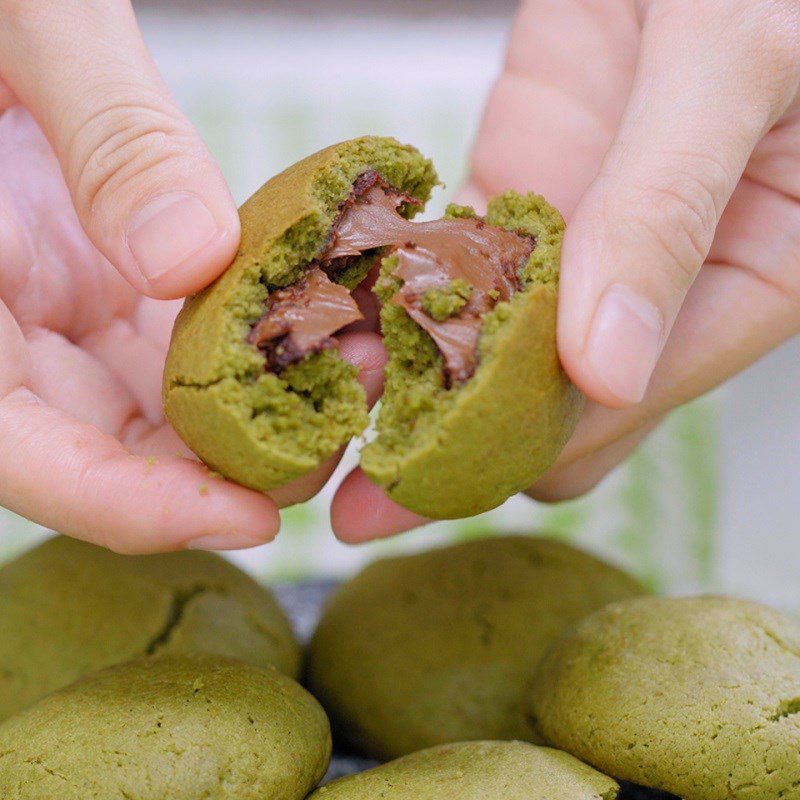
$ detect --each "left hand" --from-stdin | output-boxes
[0,108,386,553]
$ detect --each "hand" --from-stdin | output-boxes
[0,2,386,553]
[332,0,800,539]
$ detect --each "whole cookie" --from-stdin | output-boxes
[0,656,331,800]
[530,596,800,800]
[309,741,619,800]
[0,536,300,720]
[306,535,646,759]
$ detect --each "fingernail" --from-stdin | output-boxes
[187,532,267,552]
[586,283,664,404]
[127,193,221,283]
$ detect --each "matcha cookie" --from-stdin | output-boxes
[306,535,646,759]
[163,137,582,519]
[0,536,300,720]
[530,596,800,800]
[309,741,619,800]
[0,655,330,799]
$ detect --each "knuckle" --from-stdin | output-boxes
[67,98,203,217]
[621,166,724,289]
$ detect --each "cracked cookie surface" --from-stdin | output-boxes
[0,656,330,800]
[0,536,300,721]
[529,596,800,800]
[306,535,646,760]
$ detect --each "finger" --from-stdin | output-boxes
[80,318,167,425]
[132,296,183,353]
[26,326,137,436]
[267,332,387,508]
[341,263,382,334]
[0,183,31,304]
[0,0,239,299]
[0,387,281,554]
[558,0,800,407]
[528,420,660,503]
[468,0,638,217]
[559,274,799,470]
[331,467,429,544]
[0,75,16,112]
[0,299,30,397]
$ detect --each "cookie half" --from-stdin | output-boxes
[163,137,437,492]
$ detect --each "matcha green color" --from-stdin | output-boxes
[530,596,800,800]
[0,536,300,721]
[305,535,646,760]
[163,137,437,492]
[361,192,584,518]
[164,137,582,518]
[309,742,618,800]
[0,655,331,800]
[421,279,473,321]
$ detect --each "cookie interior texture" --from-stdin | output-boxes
[305,535,646,760]
[163,137,582,515]
[0,535,300,721]
[308,741,619,800]
[362,194,582,517]
[163,138,437,492]
[0,655,331,800]
[529,595,800,800]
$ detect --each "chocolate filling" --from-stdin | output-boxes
[250,172,535,383]
[248,268,364,370]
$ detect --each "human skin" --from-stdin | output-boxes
[0,2,386,553]
[331,0,800,541]
[0,0,798,551]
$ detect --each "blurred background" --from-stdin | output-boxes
[1,0,798,608]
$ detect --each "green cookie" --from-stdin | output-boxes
[305,535,646,760]
[163,137,582,519]
[163,137,437,493]
[0,536,300,721]
[530,595,800,800]
[361,194,582,518]
[309,741,619,800]
[0,655,331,800]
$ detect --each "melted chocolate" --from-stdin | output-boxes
[250,172,534,382]
[248,268,363,370]
[326,181,534,383]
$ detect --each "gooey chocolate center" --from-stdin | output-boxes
[249,172,534,383]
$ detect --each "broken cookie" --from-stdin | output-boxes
[163,137,583,517]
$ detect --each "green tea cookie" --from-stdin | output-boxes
[0,655,331,800]
[306,535,646,759]
[0,536,300,720]
[530,596,800,800]
[163,137,582,519]
[309,741,619,800]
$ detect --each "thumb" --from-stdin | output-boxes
[0,0,239,299]
[558,0,800,407]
